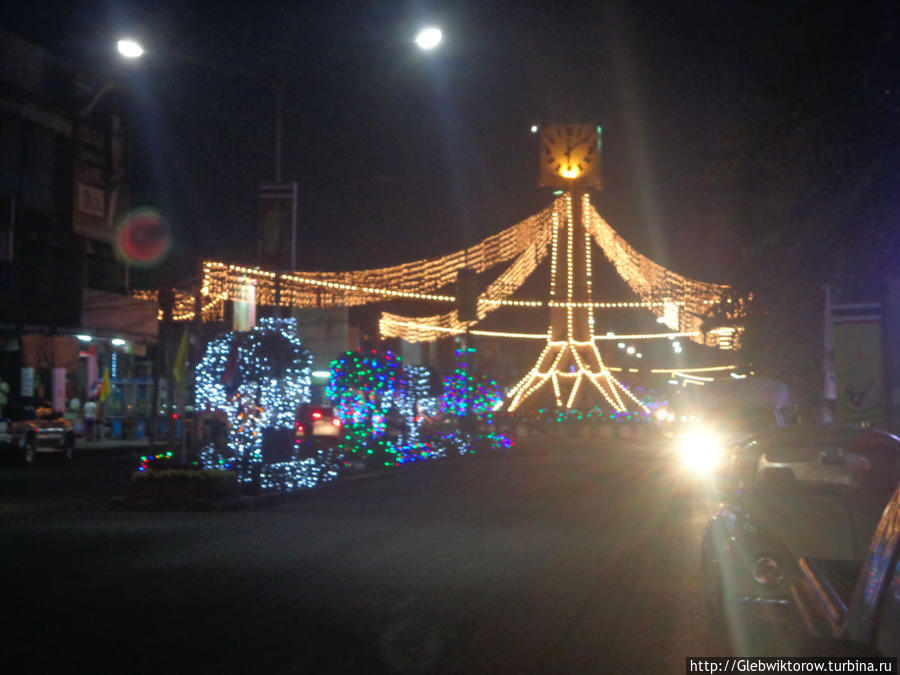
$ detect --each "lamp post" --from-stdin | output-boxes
[77,38,144,119]
[102,25,444,189]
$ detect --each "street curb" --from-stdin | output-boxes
[108,448,518,511]
[109,466,399,511]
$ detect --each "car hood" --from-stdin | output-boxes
[751,493,889,561]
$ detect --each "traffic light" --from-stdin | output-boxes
[456,268,479,322]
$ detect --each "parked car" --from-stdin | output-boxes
[702,426,900,644]
[294,405,344,456]
[791,473,900,656]
[0,401,76,465]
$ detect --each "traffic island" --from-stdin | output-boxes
[117,467,244,510]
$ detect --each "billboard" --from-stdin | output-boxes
[293,307,353,372]
[259,183,297,271]
[834,320,884,426]
[72,114,128,243]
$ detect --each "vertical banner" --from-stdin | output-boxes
[233,280,257,331]
[86,347,98,401]
[52,367,66,413]
[72,114,128,243]
[833,309,884,426]
[20,367,34,398]
[259,183,298,271]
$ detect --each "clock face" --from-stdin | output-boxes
[539,124,602,189]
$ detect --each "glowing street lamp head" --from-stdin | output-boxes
[415,26,443,50]
[117,38,144,59]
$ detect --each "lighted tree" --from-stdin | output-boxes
[327,349,407,467]
[437,348,509,455]
[326,350,445,465]
[194,317,323,490]
[441,350,502,418]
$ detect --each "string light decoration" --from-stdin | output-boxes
[179,199,738,350]
[392,364,442,463]
[164,178,741,414]
[193,317,329,491]
[167,195,735,348]
[198,205,553,315]
[131,288,199,321]
[379,224,553,342]
[428,347,509,455]
[377,322,704,342]
[441,349,503,418]
[584,204,731,346]
[505,193,650,413]
[650,365,738,374]
[326,349,442,467]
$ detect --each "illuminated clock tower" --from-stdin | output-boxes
[506,125,647,413]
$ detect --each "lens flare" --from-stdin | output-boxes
[677,428,724,474]
[116,208,171,266]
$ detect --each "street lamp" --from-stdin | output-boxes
[117,39,145,59]
[78,38,144,118]
[415,26,443,50]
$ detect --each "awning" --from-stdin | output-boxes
[81,288,158,342]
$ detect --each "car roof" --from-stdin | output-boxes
[742,425,900,447]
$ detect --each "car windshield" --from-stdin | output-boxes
[753,437,900,496]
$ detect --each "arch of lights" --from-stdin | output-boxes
[143,194,738,411]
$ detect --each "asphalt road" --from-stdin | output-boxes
[0,438,727,674]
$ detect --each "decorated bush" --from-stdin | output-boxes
[435,348,511,455]
[327,350,442,467]
[194,317,337,491]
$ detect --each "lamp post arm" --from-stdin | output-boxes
[77,81,118,119]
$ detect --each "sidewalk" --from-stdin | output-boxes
[75,437,168,455]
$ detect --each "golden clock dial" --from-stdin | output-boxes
[542,125,598,180]
[538,124,602,189]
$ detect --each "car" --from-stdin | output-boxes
[0,401,76,465]
[701,426,900,647]
[294,405,344,455]
[790,473,900,657]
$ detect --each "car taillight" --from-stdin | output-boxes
[332,418,341,427]
[296,424,305,434]
[312,411,322,420]
[752,556,784,587]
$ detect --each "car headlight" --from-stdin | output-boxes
[752,555,784,587]
[677,429,724,474]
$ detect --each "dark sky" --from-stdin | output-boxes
[5,0,899,283]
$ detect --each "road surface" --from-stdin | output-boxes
[1,438,726,673]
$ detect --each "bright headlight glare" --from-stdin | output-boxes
[677,429,723,473]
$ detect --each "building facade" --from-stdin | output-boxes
[0,27,157,436]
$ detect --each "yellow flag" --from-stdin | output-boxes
[173,327,189,386]
[99,367,111,402]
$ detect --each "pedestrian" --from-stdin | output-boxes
[83,397,98,441]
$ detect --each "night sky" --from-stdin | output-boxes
[5,1,899,285]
